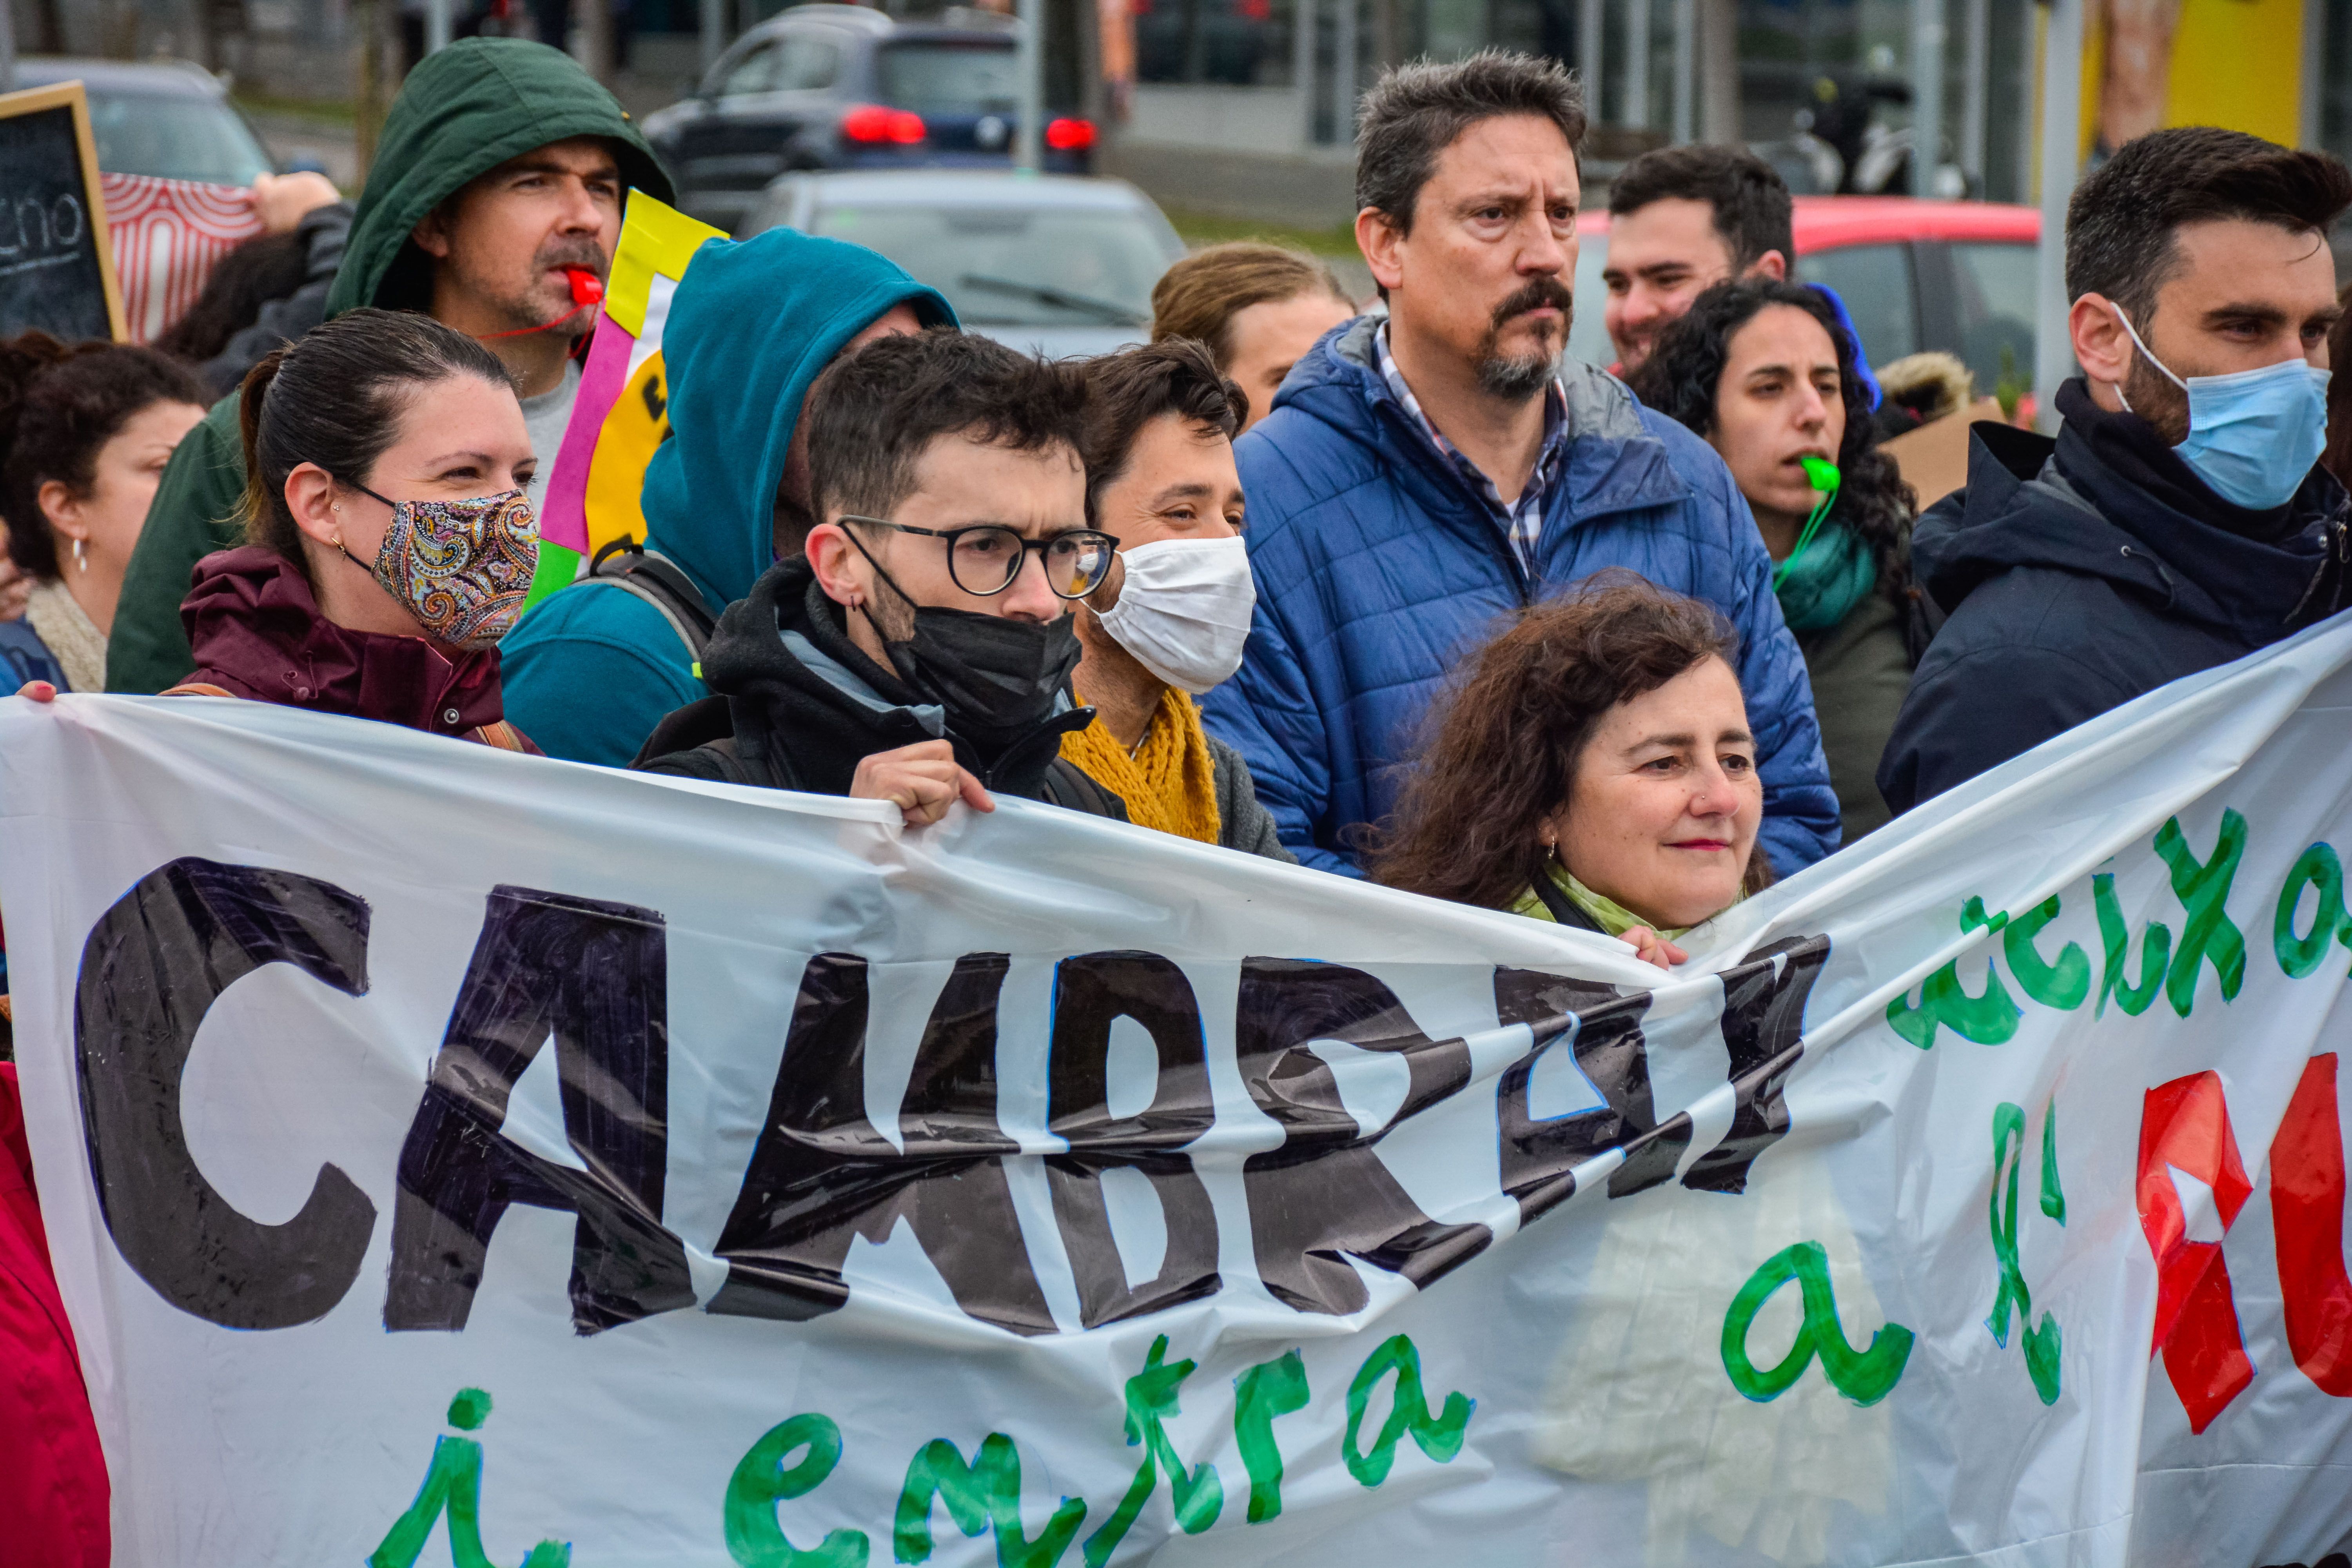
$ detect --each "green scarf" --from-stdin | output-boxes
[1510,867,1697,939]
[1773,515,1878,635]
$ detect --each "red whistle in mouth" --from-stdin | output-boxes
[564,267,606,305]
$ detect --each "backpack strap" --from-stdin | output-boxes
[584,539,718,667]
[160,682,237,699]
[1044,758,1131,821]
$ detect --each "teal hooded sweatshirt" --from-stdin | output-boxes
[498,228,954,766]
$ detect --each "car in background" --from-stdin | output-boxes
[15,57,275,186]
[642,4,1098,236]
[1572,196,2041,395]
[742,169,1185,358]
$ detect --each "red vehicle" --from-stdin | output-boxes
[1571,196,2042,391]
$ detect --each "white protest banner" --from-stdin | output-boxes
[5,617,2352,1568]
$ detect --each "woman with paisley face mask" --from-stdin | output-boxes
[148,308,544,749]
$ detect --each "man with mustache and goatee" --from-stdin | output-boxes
[1201,50,1837,877]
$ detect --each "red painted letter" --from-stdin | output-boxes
[2273,1054,2352,1395]
[2137,1071,2255,1432]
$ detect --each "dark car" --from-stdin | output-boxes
[640,4,1097,236]
[14,57,275,185]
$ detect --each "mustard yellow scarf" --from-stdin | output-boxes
[1060,684,1222,846]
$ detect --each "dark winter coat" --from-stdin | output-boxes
[633,556,1125,818]
[1200,315,1837,877]
[1878,380,2352,814]
[176,546,536,749]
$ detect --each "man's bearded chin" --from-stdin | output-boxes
[492,240,609,338]
[1474,280,1572,401]
[2118,349,2190,446]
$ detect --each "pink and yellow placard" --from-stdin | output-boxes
[525,193,726,607]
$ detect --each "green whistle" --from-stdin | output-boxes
[1771,455,1844,591]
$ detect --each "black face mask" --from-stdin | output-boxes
[883,604,1082,742]
[842,524,1082,742]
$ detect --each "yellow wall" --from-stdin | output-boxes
[2080,0,2304,157]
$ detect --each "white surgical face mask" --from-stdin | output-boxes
[1094,534,1257,694]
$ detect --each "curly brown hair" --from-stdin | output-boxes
[1364,575,1767,911]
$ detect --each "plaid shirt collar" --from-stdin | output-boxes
[1373,321,1573,575]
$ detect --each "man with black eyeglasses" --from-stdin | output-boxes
[633,330,1133,824]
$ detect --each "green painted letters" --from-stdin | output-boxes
[1720,1242,1913,1406]
[2093,871,2169,1018]
[1886,897,2022,1049]
[1987,1104,2061,1405]
[2274,842,2352,979]
[368,1390,571,1568]
[2003,896,2091,1011]
[893,1435,1085,1568]
[1232,1351,1310,1524]
[1082,1336,1222,1566]
[725,1414,868,1568]
[2153,811,2247,1017]
[1341,1335,1473,1487]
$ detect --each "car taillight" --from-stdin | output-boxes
[843,104,926,144]
[1045,117,1096,152]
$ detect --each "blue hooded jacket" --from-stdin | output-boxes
[1200,316,1838,877]
[499,229,954,765]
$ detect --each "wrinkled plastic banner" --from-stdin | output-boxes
[6,619,2352,1568]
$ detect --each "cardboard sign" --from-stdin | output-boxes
[1880,396,2007,511]
[0,81,125,342]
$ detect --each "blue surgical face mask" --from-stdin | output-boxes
[2109,304,2331,512]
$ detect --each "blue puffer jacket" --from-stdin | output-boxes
[1200,316,1838,877]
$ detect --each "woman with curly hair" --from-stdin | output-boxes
[1631,277,1918,842]
[1366,577,1766,969]
[0,333,209,691]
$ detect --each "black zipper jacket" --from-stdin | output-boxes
[632,556,1126,819]
[1878,379,2351,815]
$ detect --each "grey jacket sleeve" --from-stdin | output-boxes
[1209,736,1298,864]
[200,200,354,397]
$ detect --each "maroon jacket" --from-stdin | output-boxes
[176,546,537,750]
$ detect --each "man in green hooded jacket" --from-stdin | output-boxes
[105,37,672,697]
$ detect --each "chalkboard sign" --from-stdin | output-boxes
[0,82,125,343]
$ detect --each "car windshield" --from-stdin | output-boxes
[815,202,1171,327]
[875,41,1020,114]
[84,89,272,184]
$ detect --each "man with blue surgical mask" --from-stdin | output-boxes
[1879,126,2352,815]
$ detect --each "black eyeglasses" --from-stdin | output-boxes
[840,517,1121,600]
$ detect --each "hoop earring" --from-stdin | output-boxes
[72,537,87,572]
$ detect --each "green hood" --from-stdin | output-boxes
[325,37,673,318]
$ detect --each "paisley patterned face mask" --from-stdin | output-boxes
[339,482,539,650]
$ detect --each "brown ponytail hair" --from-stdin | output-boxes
[236,307,515,574]
[1364,574,1769,910]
